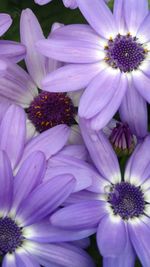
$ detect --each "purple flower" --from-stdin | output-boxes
[0,13,26,66]
[34,0,78,9]
[103,119,137,156]
[50,119,150,266]
[37,0,148,135]
[0,9,82,143]
[0,147,96,267]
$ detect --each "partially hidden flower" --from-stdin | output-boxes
[0,9,82,143]
[50,119,150,266]
[103,119,137,156]
[0,104,94,193]
[37,0,148,137]
[0,147,96,267]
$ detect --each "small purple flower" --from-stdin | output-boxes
[0,147,96,267]
[37,0,148,135]
[103,119,137,156]
[50,119,150,266]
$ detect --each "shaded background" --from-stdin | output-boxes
[0,0,150,266]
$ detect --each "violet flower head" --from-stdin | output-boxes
[0,9,82,143]
[50,119,150,266]
[0,148,96,267]
[37,0,149,136]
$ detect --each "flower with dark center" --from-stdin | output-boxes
[37,0,149,135]
[50,121,150,267]
[0,217,23,255]
[0,144,94,267]
[0,10,81,142]
[105,34,147,73]
[109,121,135,156]
[108,182,145,220]
[27,92,76,133]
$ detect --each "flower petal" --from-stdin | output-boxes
[0,105,26,169]
[42,62,103,92]
[97,215,127,257]
[0,41,26,63]
[124,0,148,35]
[113,0,126,34]
[0,59,7,77]
[46,155,105,192]
[24,220,95,243]
[79,67,120,118]
[63,0,78,9]
[20,9,46,88]
[0,150,13,216]
[37,38,104,64]
[24,241,95,267]
[12,151,46,216]
[76,0,117,38]
[119,79,147,138]
[2,253,16,267]
[125,136,150,186]
[34,0,52,5]
[128,218,150,267]
[19,124,70,165]
[57,144,88,161]
[50,200,107,230]
[132,69,150,103]
[103,230,135,267]
[0,13,12,36]
[137,12,150,43]
[16,174,76,226]
[15,248,40,267]
[0,62,38,108]
[87,74,127,130]
[79,119,121,184]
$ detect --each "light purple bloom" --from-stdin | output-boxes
[0,9,83,143]
[0,146,96,267]
[0,13,26,65]
[37,0,148,135]
[50,119,150,266]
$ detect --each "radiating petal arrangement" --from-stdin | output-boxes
[0,1,150,266]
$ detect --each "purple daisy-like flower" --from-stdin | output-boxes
[37,0,148,135]
[50,119,150,266]
[0,9,83,143]
[0,148,96,267]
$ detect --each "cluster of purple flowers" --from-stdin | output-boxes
[0,0,150,266]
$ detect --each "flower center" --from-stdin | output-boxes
[0,217,23,255]
[27,92,76,133]
[109,122,135,156]
[105,34,147,72]
[108,182,145,220]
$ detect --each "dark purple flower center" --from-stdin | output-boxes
[0,217,23,255]
[27,92,76,133]
[109,122,135,156]
[105,34,146,72]
[108,182,145,220]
